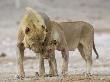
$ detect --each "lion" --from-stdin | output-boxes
[16,7,58,79]
[41,21,99,76]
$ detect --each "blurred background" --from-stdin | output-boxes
[0,0,110,79]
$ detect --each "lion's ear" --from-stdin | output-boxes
[26,7,38,22]
[26,7,45,26]
[25,27,30,34]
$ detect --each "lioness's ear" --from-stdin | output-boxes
[53,40,57,45]
[51,40,57,45]
[25,27,30,34]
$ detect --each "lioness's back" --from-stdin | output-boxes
[55,21,94,50]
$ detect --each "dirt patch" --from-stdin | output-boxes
[0,73,110,82]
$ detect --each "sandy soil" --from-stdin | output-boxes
[0,33,110,82]
[0,73,110,82]
[0,0,110,82]
[0,57,110,82]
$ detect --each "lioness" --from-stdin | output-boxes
[41,21,99,76]
[16,7,58,79]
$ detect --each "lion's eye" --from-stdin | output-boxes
[25,27,30,34]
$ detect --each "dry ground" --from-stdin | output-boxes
[0,0,110,82]
[0,73,110,82]
[0,67,110,82]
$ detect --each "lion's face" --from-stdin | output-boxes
[23,22,47,53]
[40,40,57,59]
[22,9,47,53]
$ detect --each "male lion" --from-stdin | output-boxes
[16,7,58,79]
[41,21,99,76]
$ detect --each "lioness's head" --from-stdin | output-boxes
[40,40,57,59]
[22,7,49,52]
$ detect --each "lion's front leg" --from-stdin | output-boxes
[48,52,58,77]
[61,48,69,75]
[38,54,45,77]
[16,43,25,79]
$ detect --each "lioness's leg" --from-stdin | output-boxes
[16,43,25,79]
[38,54,45,76]
[82,42,93,75]
[49,59,54,76]
[48,52,58,76]
[61,48,69,75]
[78,44,86,61]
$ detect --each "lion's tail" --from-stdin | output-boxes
[93,41,99,59]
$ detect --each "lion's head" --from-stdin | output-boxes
[21,7,51,53]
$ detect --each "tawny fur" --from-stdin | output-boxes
[16,7,58,79]
[16,7,99,79]
[41,21,99,75]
